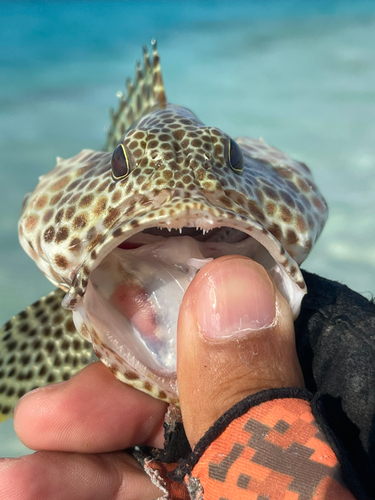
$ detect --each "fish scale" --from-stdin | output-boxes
[0,41,328,420]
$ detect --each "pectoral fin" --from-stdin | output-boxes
[0,288,94,422]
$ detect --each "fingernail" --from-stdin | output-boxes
[195,258,276,339]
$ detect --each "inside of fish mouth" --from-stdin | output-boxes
[74,223,289,382]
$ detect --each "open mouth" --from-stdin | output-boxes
[70,215,305,402]
[75,227,279,357]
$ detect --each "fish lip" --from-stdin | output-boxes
[61,200,307,318]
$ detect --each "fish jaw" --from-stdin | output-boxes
[53,194,305,404]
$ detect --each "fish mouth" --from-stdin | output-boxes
[68,210,304,391]
[64,199,306,403]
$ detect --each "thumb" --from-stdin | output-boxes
[177,255,304,448]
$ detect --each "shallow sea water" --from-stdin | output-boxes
[0,1,374,457]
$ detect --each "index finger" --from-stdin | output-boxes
[14,362,167,453]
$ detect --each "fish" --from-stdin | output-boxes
[0,41,328,421]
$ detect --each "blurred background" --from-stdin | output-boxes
[1,0,374,456]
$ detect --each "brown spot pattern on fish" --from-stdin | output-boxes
[0,289,94,421]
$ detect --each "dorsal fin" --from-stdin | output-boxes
[104,40,167,151]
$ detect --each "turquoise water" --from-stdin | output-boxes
[1,1,375,456]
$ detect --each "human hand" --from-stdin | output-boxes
[0,361,167,499]
[0,256,303,499]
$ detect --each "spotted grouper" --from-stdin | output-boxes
[0,41,328,420]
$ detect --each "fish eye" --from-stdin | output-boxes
[111,144,133,180]
[227,138,243,174]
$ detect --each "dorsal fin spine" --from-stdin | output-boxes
[151,39,166,106]
[104,41,167,151]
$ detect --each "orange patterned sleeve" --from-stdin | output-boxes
[143,389,358,500]
[186,397,355,499]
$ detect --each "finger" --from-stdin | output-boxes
[14,362,167,452]
[177,255,304,447]
[0,451,160,500]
